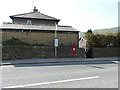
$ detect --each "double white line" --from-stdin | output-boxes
[3,76,100,88]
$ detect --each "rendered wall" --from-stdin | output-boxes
[12,18,56,26]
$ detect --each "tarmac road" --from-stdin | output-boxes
[2,61,118,88]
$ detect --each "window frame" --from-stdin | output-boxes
[27,20,31,25]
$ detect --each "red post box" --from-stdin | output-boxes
[72,45,76,54]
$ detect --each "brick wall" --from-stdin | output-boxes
[2,46,85,60]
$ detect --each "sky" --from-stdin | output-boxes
[0,0,119,32]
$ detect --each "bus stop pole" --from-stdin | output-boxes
[55,22,58,58]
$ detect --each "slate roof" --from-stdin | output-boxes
[10,12,60,21]
[1,23,78,32]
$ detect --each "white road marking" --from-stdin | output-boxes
[3,76,100,88]
[113,61,118,63]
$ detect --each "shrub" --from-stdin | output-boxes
[32,44,45,46]
[2,38,30,46]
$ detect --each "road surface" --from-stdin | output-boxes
[2,61,118,88]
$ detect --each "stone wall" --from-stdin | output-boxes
[2,31,78,47]
[92,48,120,57]
[2,46,85,60]
[2,47,119,60]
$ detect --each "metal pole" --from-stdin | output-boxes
[55,23,57,38]
[55,45,57,58]
[55,22,57,58]
[85,40,87,58]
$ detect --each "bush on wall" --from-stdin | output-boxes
[2,38,45,46]
[2,38,30,46]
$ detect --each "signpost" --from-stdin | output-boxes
[55,22,58,57]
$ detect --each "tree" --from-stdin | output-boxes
[86,29,93,34]
[112,32,120,47]
[85,32,120,48]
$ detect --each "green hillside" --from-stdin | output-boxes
[79,27,119,38]
[79,32,85,37]
[93,27,119,34]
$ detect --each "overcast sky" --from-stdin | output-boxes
[0,0,119,32]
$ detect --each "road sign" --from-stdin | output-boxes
[55,38,58,47]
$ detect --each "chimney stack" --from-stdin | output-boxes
[33,6,38,12]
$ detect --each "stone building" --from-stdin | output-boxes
[1,7,79,47]
[79,37,86,48]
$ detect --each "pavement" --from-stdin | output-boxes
[1,57,120,65]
